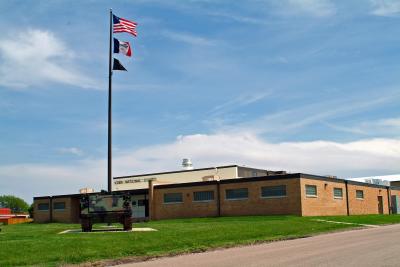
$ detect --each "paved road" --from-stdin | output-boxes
[118,224,400,267]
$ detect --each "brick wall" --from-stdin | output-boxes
[391,188,400,197]
[70,197,81,223]
[300,178,348,216]
[34,196,81,223]
[153,178,302,220]
[219,179,302,216]
[52,197,80,223]
[153,184,218,220]
[34,175,400,223]
[33,198,51,223]
[347,183,389,215]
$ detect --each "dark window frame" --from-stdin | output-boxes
[305,185,317,197]
[37,203,49,211]
[53,202,66,210]
[261,185,287,198]
[225,188,249,200]
[163,193,183,204]
[333,188,343,199]
[356,190,364,200]
[193,191,215,202]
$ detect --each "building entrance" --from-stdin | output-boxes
[378,196,384,214]
[131,194,148,219]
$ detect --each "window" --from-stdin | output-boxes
[333,188,343,199]
[261,185,287,198]
[163,193,183,204]
[112,196,119,207]
[226,188,248,200]
[356,190,364,199]
[38,203,49,211]
[193,191,214,202]
[53,202,66,210]
[305,185,317,197]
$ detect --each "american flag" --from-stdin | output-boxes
[113,15,137,37]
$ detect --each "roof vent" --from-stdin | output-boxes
[79,188,94,194]
[182,158,193,170]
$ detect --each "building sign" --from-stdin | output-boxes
[114,177,156,185]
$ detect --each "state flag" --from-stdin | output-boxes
[113,38,132,57]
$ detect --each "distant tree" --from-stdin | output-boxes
[28,204,34,218]
[0,195,29,213]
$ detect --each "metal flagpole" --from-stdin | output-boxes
[108,8,113,192]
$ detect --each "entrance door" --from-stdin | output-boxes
[131,195,146,218]
[378,196,384,214]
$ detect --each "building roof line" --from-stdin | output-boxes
[154,173,398,190]
[154,173,301,189]
[33,188,149,200]
[113,165,239,180]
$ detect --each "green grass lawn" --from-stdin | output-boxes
[1,215,400,267]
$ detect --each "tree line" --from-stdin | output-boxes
[0,195,30,213]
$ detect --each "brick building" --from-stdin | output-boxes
[33,165,400,223]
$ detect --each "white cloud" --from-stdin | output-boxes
[0,161,105,203]
[324,117,400,136]
[220,91,400,135]
[58,147,84,156]
[162,30,215,46]
[206,11,268,25]
[2,133,400,203]
[209,91,271,116]
[322,121,367,135]
[370,0,400,16]
[379,117,400,127]
[285,0,336,17]
[0,29,98,89]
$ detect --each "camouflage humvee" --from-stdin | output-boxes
[80,192,132,232]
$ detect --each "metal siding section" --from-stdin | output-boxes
[391,195,400,214]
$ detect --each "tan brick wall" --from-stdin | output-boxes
[34,197,81,223]
[70,197,81,223]
[220,179,302,216]
[33,198,51,223]
[153,179,302,220]
[300,178,348,216]
[153,184,219,220]
[52,197,80,223]
[347,184,389,215]
[391,189,400,197]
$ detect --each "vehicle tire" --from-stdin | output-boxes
[81,218,92,232]
[123,216,132,231]
[87,220,93,232]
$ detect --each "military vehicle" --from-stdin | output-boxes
[80,192,132,232]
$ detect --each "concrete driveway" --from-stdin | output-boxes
[118,224,400,267]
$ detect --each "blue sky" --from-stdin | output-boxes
[1,0,400,203]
